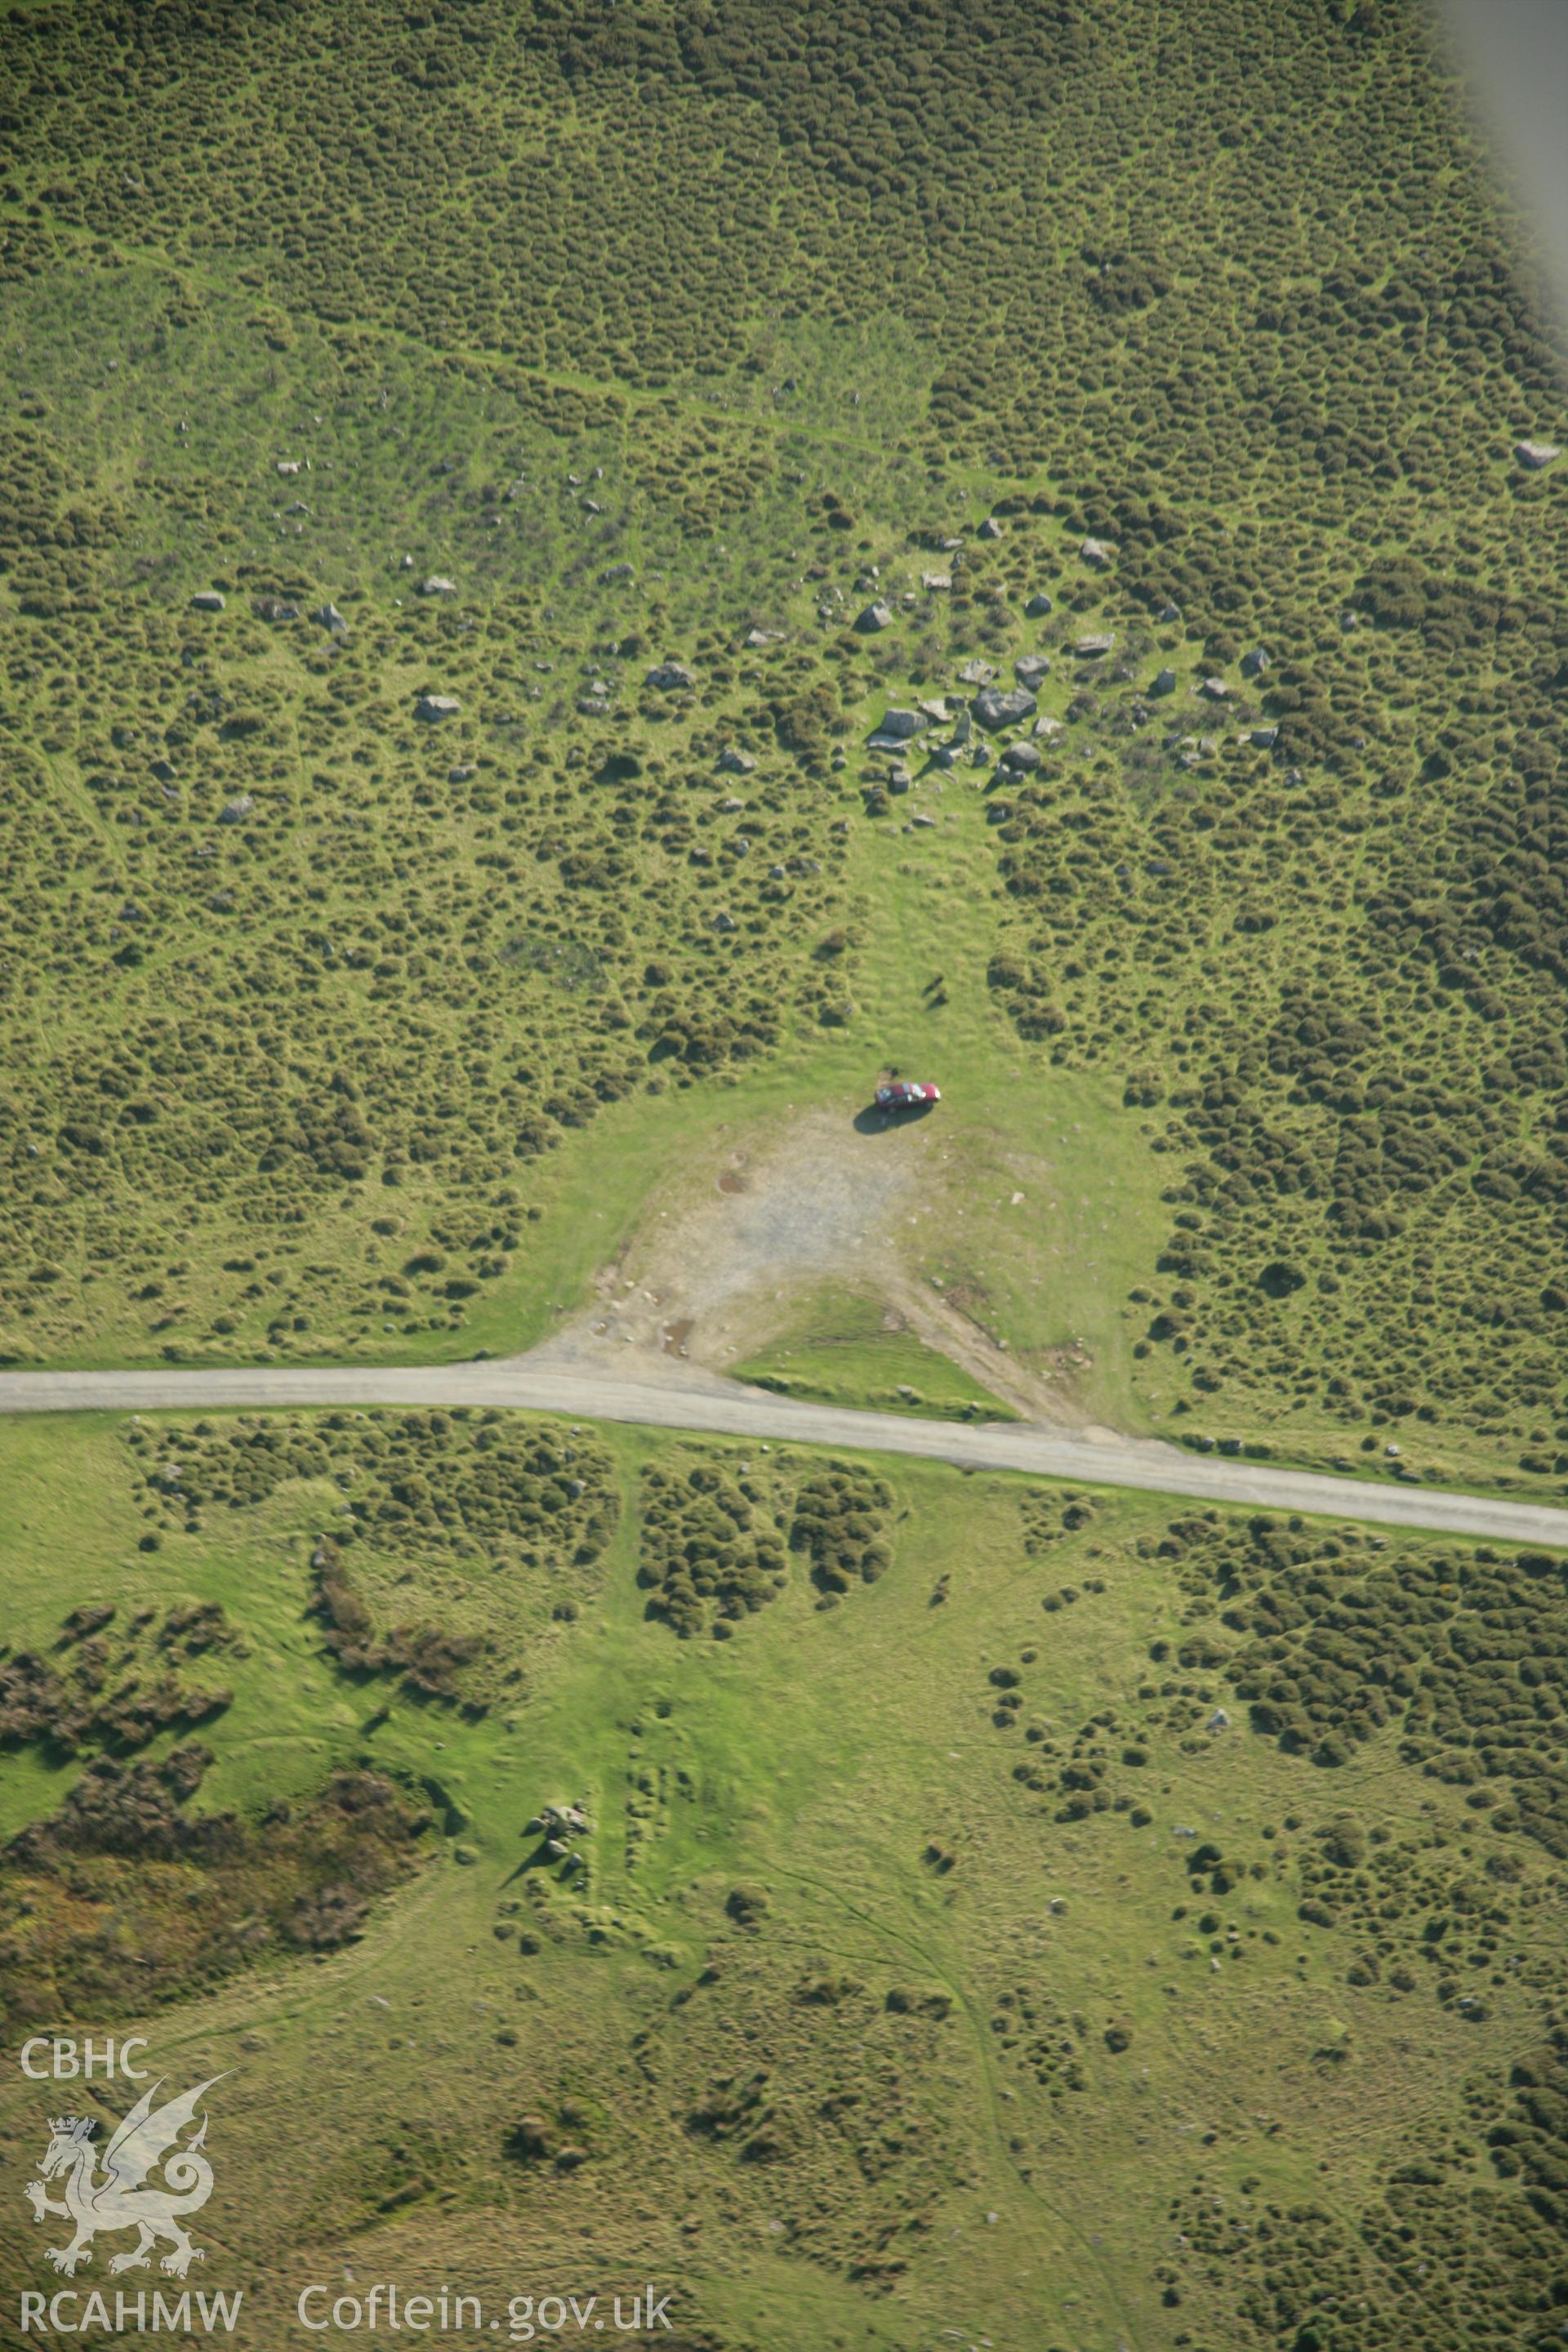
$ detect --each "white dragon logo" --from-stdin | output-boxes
[24,2077,224,2279]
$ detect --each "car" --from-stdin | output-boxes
[875,1080,941,1110]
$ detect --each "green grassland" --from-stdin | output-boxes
[3,1407,1568,2350]
[0,0,1562,1486]
[3,3,1568,2348]
[731,1282,1018,1420]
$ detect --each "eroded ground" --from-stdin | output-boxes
[529,1106,1100,1428]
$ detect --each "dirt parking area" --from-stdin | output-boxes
[523,1106,1093,1428]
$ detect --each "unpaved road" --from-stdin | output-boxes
[2,1355,1566,1548]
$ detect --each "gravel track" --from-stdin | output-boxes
[2,1355,1566,1548]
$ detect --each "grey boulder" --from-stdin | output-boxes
[972,684,1037,730]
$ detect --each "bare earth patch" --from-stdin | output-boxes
[520,1107,1098,1430]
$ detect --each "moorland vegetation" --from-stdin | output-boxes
[2,1415,1566,2345]
[0,0,1562,1482]
[2,2,1568,2346]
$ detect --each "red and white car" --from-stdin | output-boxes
[875,1080,941,1110]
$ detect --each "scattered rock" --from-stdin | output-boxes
[314,602,349,635]
[854,599,896,633]
[1000,740,1042,773]
[978,515,1004,539]
[190,590,225,612]
[1199,676,1230,699]
[1079,536,1115,568]
[871,708,927,741]
[1013,653,1051,690]
[1025,590,1054,617]
[218,794,255,825]
[957,657,995,686]
[275,460,301,476]
[1075,632,1115,657]
[972,684,1037,730]
[1031,713,1065,739]
[415,693,461,723]
[1241,646,1271,677]
[252,596,298,623]
[1515,439,1561,470]
[920,571,952,591]
[712,911,737,933]
[418,575,458,598]
[1250,724,1280,749]
[1207,1707,1232,1731]
[645,657,696,691]
[1151,666,1178,696]
[715,746,757,774]
[599,561,634,583]
[448,764,476,782]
